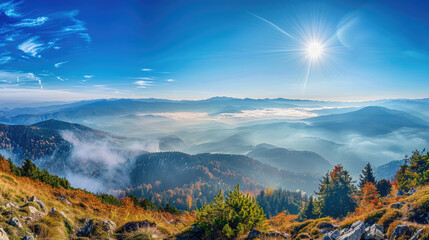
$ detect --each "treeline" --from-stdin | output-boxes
[396,149,429,190]
[256,188,306,218]
[0,154,183,215]
[97,193,180,214]
[297,157,405,221]
[5,156,71,189]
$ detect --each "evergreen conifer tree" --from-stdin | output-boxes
[316,165,357,218]
[359,162,376,188]
[298,197,318,220]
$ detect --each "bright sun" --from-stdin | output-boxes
[306,41,324,60]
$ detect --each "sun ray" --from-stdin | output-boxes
[252,11,343,94]
[302,61,312,93]
[249,13,296,40]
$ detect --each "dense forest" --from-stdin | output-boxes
[124,152,318,210]
[256,189,306,218]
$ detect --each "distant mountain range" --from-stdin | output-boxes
[0,119,320,201]
[0,97,388,125]
[374,160,405,181]
[308,106,429,136]
[247,144,331,173]
[1,97,428,195]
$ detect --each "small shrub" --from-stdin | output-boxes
[97,193,121,206]
[408,195,429,222]
[196,184,266,239]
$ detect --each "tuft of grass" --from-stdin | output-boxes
[378,208,401,230]
[125,232,153,240]
[363,209,387,225]
[285,218,332,239]
[386,220,402,239]
[1,175,15,183]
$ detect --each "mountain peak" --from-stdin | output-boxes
[32,119,105,135]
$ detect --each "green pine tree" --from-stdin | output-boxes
[376,179,392,197]
[396,149,429,190]
[316,165,357,218]
[196,184,266,239]
[359,162,376,188]
[298,197,318,220]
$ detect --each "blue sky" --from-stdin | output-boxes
[0,0,428,103]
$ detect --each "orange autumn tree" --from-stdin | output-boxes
[361,182,380,206]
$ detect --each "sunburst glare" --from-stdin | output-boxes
[306,40,324,60]
[251,11,343,93]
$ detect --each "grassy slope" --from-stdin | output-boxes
[266,186,429,240]
[0,158,195,239]
[1,151,429,239]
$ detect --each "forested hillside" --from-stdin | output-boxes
[124,152,318,210]
[2,149,429,239]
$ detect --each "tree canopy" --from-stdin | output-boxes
[396,149,429,191]
[316,165,357,218]
[196,184,266,239]
[359,162,376,189]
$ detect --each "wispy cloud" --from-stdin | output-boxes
[1,4,91,66]
[57,10,91,43]
[56,76,65,81]
[17,36,50,57]
[134,80,153,88]
[0,1,21,17]
[135,77,154,80]
[0,56,12,64]
[141,68,152,72]
[84,75,93,79]
[167,78,175,82]
[0,70,42,89]
[54,61,68,68]
[13,16,49,27]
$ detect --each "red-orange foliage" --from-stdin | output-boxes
[0,158,10,172]
[267,211,298,230]
[330,165,344,180]
[361,182,378,205]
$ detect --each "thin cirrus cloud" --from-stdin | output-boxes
[0,0,91,94]
[0,56,12,64]
[17,36,48,57]
[167,79,174,82]
[84,75,93,78]
[141,68,152,71]
[54,61,68,68]
[2,2,91,61]
[0,1,20,17]
[13,16,49,27]
[134,80,153,88]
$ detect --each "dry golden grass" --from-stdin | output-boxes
[0,165,195,239]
